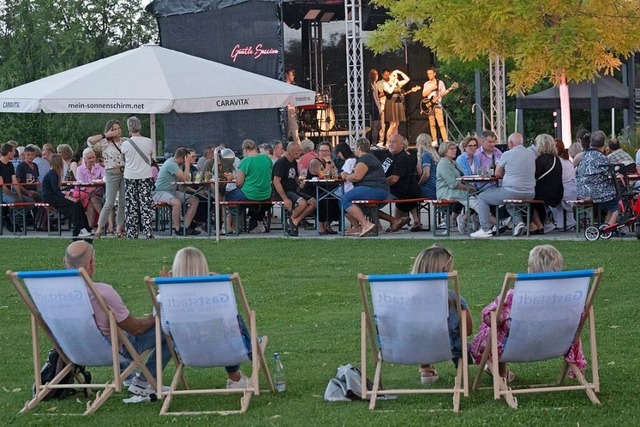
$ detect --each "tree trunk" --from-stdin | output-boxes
[559,73,572,148]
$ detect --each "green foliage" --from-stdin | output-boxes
[1,238,639,424]
[370,0,640,95]
[0,0,158,150]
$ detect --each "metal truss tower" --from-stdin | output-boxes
[489,55,507,143]
[344,0,366,144]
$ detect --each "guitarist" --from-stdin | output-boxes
[382,69,411,144]
[422,67,449,143]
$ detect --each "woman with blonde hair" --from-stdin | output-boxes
[415,133,439,200]
[530,133,563,234]
[41,154,91,237]
[411,245,473,384]
[87,119,126,238]
[166,247,251,389]
[470,245,586,382]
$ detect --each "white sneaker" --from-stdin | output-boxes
[226,373,249,389]
[513,222,526,236]
[77,228,92,238]
[456,215,467,234]
[470,228,493,238]
[128,377,170,397]
[544,222,556,233]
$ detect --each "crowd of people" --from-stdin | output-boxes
[2,120,638,239]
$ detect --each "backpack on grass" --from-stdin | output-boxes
[33,348,92,400]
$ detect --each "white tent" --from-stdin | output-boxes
[0,44,315,114]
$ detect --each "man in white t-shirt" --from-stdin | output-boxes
[122,116,155,239]
[470,132,536,238]
[64,240,170,396]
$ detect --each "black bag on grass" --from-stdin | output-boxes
[33,348,91,400]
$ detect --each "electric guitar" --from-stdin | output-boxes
[420,82,458,115]
[385,85,422,101]
[401,85,422,97]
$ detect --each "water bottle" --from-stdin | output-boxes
[273,352,286,393]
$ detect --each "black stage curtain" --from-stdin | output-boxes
[154,1,284,153]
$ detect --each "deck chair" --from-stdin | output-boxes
[358,272,469,412]
[472,268,603,409]
[7,268,155,415]
[145,273,275,415]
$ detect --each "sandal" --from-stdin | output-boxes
[419,366,439,385]
[484,364,515,383]
[345,227,361,236]
[410,224,423,232]
[390,216,410,232]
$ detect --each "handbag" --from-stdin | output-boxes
[537,156,557,181]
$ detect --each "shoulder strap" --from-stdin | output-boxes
[537,156,557,181]
[124,138,150,165]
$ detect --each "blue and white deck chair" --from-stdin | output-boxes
[472,269,603,409]
[146,273,274,415]
[358,272,469,412]
[7,268,155,415]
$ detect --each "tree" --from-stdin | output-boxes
[368,0,640,145]
[0,0,158,148]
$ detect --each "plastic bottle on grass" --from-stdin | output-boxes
[273,352,286,393]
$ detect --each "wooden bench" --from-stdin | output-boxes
[502,199,545,237]
[567,199,595,237]
[0,202,60,236]
[153,202,173,235]
[430,200,459,237]
[351,197,432,236]
[219,200,277,235]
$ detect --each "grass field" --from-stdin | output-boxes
[1,238,637,426]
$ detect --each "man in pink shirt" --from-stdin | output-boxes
[64,241,170,396]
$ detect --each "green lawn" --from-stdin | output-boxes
[1,238,637,426]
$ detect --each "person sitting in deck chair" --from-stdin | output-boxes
[412,245,473,384]
[469,245,587,383]
[63,240,171,396]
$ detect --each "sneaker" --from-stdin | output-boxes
[456,215,466,234]
[128,376,169,397]
[226,373,249,389]
[77,228,92,238]
[544,222,556,234]
[470,228,493,238]
[513,222,526,236]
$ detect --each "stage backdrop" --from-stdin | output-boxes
[148,0,284,153]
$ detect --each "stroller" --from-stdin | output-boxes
[584,163,640,241]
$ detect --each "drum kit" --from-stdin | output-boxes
[299,91,335,132]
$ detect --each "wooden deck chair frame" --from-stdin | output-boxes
[145,272,275,416]
[358,272,469,412]
[472,268,603,409]
[7,268,156,415]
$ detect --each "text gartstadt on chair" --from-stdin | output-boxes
[7,268,155,415]
[358,272,469,412]
[473,269,603,409]
[146,273,274,415]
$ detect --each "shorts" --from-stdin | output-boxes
[274,190,313,205]
[152,190,189,204]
